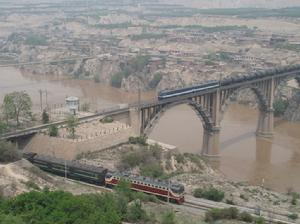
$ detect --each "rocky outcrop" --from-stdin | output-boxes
[284,91,300,121]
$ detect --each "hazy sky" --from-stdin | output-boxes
[161,0,300,9]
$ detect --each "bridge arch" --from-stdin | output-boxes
[143,99,213,135]
[220,85,269,123]
[274,74,300,96]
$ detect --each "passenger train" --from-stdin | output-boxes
[157,64,300,101]
[23,153,185,204]
[158,80,219,100]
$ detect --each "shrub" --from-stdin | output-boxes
[0,140,21,163]
[140,162,164,178]
[205,207,238,222]
[273,99,288,117]
[161,211,176,224]
[128,136,147,145]
[25,34,48,46]
[100,116,113,123]
[193,187,225,202]
[225,199,235,205]
[111,72,123,88]
[148,73,163,89]
[126,201,147,222]
[94,74,100,83]
[48,125,58,137]
[121,151,145,168]
[239,211,253,223]
[80,102,90,112]
[288,213,298,220]
[0,120,8,134]
[23,180,40,191]
[175,154,185,164]
[42,110,49,124]
[255,217,266,224]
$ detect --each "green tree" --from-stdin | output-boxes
[273,99,288,117]
[110,72,123,88]
[42,110,49,124]
[48,125,58,137]
[0,140,20,163]
[3,91,32,126]
[149,73,163,89]
[0,214,24,224]
[0,120,8,135]
[66,115,78,139]
[94,74,100,83]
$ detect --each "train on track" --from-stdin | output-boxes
[23,153,185,204]
[158,64,300,100]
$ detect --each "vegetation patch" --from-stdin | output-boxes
[148,72,163,89]
[119,144,164,178]
[100,116,114,123]
[48,124,58,137]
[205,207,266,223]
[25,34,48,46]
[273,99,289,117]
[110,55,151,88]
[128,136,147,145]
[193,187,225,202]
[130,33,167,41]
[0,140,21,163]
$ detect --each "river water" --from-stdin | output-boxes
[1,67,300,193]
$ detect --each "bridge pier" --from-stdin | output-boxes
[256,109,274,138]
[129,108,141,136]
[202,127,220,159]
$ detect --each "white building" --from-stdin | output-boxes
[65,96,79,115]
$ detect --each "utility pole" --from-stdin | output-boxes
[86,0,89,25]
[64,160,67,181]
[45,89,48,109]
[167,180,170,203]
[39,89,43,113]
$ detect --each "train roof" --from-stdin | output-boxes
[159,80,218,95]
[33,154,107,173]
[109,171,184,189]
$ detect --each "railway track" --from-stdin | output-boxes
[182,198,297,224]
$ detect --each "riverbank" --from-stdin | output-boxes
[77,142,300,218]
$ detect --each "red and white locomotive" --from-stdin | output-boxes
[105,172,185,204]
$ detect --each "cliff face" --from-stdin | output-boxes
[284,92,300,121]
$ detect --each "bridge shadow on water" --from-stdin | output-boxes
[220,131,255,150]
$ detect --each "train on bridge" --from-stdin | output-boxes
[158,64,300,100]
[23,153,185,204]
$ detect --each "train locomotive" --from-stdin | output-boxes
[105,172,185,204]
[23,153,185,204]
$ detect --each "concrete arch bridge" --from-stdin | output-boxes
[133,65,300,158]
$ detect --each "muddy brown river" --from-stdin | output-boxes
[1,67,300,193]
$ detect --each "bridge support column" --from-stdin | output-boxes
[129,108,141,136]
[202,127,220,159]
[256,109,274,138]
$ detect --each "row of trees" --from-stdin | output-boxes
[0,181,177,224]
[0,91,79,139]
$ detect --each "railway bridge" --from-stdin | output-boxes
[136,66,300,158]
[2,66,300,158]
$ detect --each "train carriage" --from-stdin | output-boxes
[24,153,107,185]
